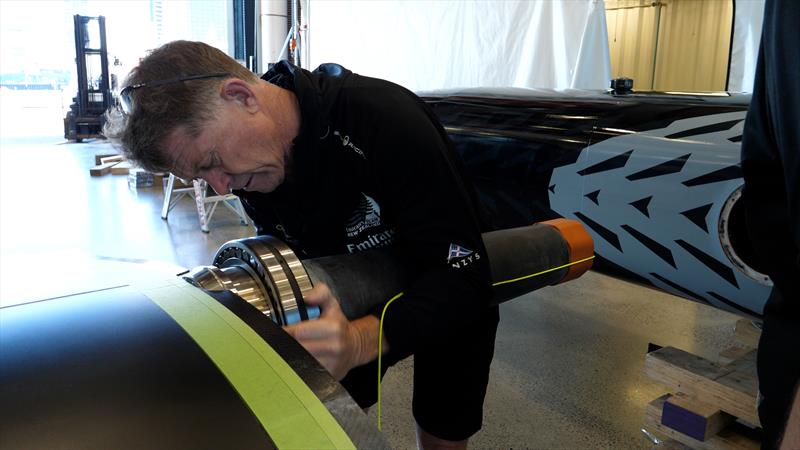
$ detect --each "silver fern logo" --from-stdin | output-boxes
[346,193,382,237]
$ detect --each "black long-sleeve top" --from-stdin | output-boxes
[235,61,492,362]
[740,1,800,445]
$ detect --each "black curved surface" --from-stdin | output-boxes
[0,286,273,450]
[206,288,388,450]
[422,89,749,231]
[0,284,389,450]
[421,89,766,317]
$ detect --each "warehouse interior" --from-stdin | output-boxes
[1,1,795,449]
[0,136,748,449]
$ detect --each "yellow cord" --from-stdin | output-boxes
[377,292,404,431]
[375,254,594,430]
[491,255,595,287]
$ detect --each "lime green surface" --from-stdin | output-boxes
[140,277,355,450]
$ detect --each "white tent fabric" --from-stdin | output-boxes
[728,0,765,93]
[307,0,611,92]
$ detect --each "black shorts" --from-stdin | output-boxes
[340,305,500,441]
[757,288,800,449]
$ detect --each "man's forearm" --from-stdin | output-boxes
[780,382,800,450]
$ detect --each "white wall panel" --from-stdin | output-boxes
[728,0,765,93]
[306,0,611,92]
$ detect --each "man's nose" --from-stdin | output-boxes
[203,170,231,195]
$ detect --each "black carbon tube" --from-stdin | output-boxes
[303,221,589,320]
[193,220,593,323]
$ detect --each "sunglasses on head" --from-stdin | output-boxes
[119,72,230,115]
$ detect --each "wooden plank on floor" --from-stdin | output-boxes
[644,347,760,426]
[659,438,695,450]
[645,395,759,450]
[716,350,758,425]
[94,153,119,165]
[110,161,133,175]
[89,161,120,176]
[100,154,125,165]
[718,345,753,364]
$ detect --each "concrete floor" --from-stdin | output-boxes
[0,136,745,449]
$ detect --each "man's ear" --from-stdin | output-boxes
[220,79,259,113]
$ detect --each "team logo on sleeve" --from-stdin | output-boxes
[447,243,481,268]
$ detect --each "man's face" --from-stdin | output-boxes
[164,100,290,195]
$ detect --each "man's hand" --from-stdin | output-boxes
[283,284,383,380]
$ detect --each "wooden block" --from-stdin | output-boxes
[100,154,125,165]
[89,161,120,176]
[734,319,761,348]
[663,393,735,441]
[644,347,760,426]
[645,395,760,450]
[658,439,694,450]
[110,161,133,175]
[718,345,753,364]
[150,172,166,187]
[94,153,118,165]
[723,349,757,374]
[717,350,758,421]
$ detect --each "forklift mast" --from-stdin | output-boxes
[64,15,113,142]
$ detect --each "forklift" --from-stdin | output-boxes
[64,15,113,142]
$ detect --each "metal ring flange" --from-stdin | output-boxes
[213,241,283,321]
[213,236,316,325]
[258,236,317,323]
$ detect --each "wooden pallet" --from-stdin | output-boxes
[643,319,763,449]
[645,395,759,450]
[645,346,759,426]
[658,439,694,450]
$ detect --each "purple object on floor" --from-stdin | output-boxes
[662,400,706,441]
